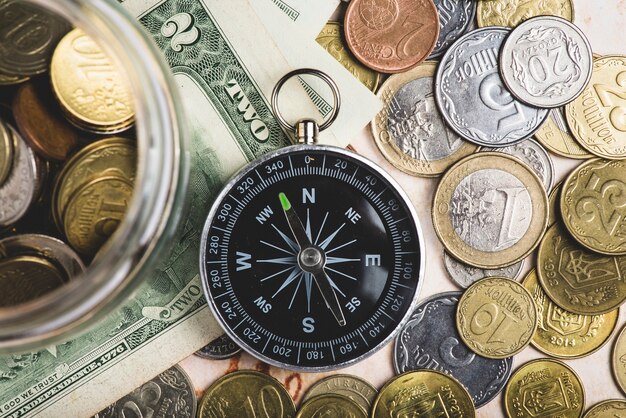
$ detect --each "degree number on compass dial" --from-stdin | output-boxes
[200,145,424,371]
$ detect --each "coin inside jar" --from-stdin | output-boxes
[50,28,135,134]
[0,118,14,186]
[432,152,548,269]
[344,0,440,74]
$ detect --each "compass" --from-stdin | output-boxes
[199,70,424,371]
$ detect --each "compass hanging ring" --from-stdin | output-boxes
[271,68,341,143]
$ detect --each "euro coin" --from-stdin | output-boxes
[432,152,548,269]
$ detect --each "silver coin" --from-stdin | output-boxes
[0,233,85,278]
[194,333,242,360]
[481,138,554,191]
[394,291,513,407]
[452,168,533,252]
[443,251,524,288]
[430,0,477,58]
[93,365,196,418]
[0,127,43,226]
[0,0,71,76]
[301,374,377,412]
[436,27,550,147]
[499,16,593,108]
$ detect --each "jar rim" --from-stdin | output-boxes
[0,0,189,352]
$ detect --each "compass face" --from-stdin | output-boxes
[200,145,423,371]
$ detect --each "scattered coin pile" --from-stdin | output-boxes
[0,1,136,307]
[176,0,626,416]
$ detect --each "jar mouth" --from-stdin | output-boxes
[0,0,189,352]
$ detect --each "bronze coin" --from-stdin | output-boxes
[344,0,440,74]
[13,80,80,161]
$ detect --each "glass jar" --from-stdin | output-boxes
[0,0,189,353]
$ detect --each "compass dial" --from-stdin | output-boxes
[200,145,424,371]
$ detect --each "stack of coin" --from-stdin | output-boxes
[0,1,137,305]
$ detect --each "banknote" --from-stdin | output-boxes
[252,0,339,39]
[0,1,380,417]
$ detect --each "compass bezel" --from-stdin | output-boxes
[199,144,425,372]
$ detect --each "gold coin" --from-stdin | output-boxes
[372,62,478,177]
[523,269,618,358]
[53,137,137,230]
[477,0,574,28]
[316,22,380,92]
[198,371,295,418]
[0,118,14,186]
[612,325,626,395]
[561,158,626,255]
[535,108,592,159]
[301,374,377,413]
[371,370,475,418]
[63,176,134,256]
[456,277,537,359]
[0,255,66,307]
[297,394,366,418]
[538,223,626,315]
[432,152,548,269]
[505,359,585,418]
[50,29,134,134]
[584,399,626,418]
[548,181,563,227]
[566,56,626,159]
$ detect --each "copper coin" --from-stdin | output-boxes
[13,80,80,162]
[344,0,439,74]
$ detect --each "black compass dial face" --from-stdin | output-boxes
[200,146,423,370]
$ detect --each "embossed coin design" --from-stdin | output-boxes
[457,278,538,359]
[505,359,585,418]
[565,56,626,159]
[63,176,133,256]
[13,80,80,161]
[344,0,440,73]
[535,108,592,159]
[371,370,475,418]
[198,371,295,418]
[0,1,70,76]
[395,291,512,406]
[500,16,593,108]
[194,333,241,360]
[436,27,550,147]
[301,374,377,413]
[561,158,626,255]
[297,394,366,418]
[482,138,555,191]
[372,61,477,177]
[612,325,626,395]
[430,0,476,58]
[537,223,626,315]
[523,269,618,359]
[93,365,196,418]
[316,22,380,92]
[433,153,549,269]
[50,29,135,134]
[477,0,574,28]
[444,251,524,289]
[584,400,626,418]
